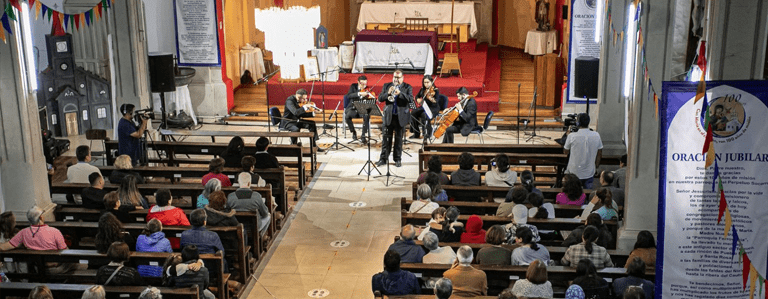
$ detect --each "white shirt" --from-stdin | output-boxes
[564,128,603,180]
[423,246,457,264]
[66,162,102,184]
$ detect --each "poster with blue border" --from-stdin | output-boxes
[566,0,599,104]
[173,0,222,67]
[658,80,768,299]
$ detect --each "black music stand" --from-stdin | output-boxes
[355,101,383,180]
[327,101,353,152]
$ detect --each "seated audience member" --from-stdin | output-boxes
[557,174,587,205]
[96,242,145,286]
[460,215,486,244]
[588,188,619,220]
[371,250,421,296]
[425,172,448,202]
[422,231,456,264]
[511,259,553,298]
[254,137,279,169]
[498,289,518,299]
[81,172,108,209]
[528,192,555,219]
[417,155,450,185]
[486,154,518,187]
[28,285,54,299]
[622,286,646,299]
[66,145,101,183]
[81,285,105,299]
[614,257,654,299]
[136,219,172,277]
[443,245,488,297]
[220,136,245,168]
[164,245,215,299]
[497,186,528,217]
[110,155,145,184]
[511,226,550,266]
[227,172,270,236]
[563,213,614,248]
[520,170,543,196]
[96,212,135,253]
[202,158,232,187]
[625,230,656,269]
[240,155,268,187]
[613,154,628,189]
[204,191,239,226]
[572,259,611,299]
[138,287,163,299]
[588,171,624,206]
[181,209,225,254]
[476,225,512,265]
[388,224,425,263]
[434,277,453,299]
[409,184,439,214]
[418,207,446,241]
[197,178,222,209]
[147,189,190,226]
[0,206,66,251]
[451,152,481,186]
[566,284,586,299]
[561,226,614,269]
[0,211,18,243]
[104,191,135,224]
[430,206,464,242]
[118,176,149,209]
[503,208,541,246]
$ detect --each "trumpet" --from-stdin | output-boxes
[388,84,400,102]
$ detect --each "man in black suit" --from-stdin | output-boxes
[442,87,477,144]
[376,70,413,167]
[281,89,320,147]
[345,75,373,143]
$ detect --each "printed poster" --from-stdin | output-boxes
[174,0,221,66]
[566,0,600,104]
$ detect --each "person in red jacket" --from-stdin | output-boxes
[147,189,190,226]
[461,215,486,244]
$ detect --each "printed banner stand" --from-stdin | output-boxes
[565,0,599,104]
[658,80,768,299]
[173,0,221,67]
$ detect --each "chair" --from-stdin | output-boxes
[465,111,493,144]
[405,18,429,31]
[269,107,287,144]
[437,94,449,112]
[85,129,108,165]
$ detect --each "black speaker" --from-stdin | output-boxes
[563,5,568,20]
[148,53,176,93]
[574,56,599,99]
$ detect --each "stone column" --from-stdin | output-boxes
[188,67,229,118]
[0,27,54,216]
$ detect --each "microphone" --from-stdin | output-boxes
[518,83,521,88]
[405,58,415,69]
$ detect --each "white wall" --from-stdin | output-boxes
[142,0,176,54]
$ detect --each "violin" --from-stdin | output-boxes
[359,86,376,100]
[432,91,478,139]
[300,98,323,113]
[416,78,439,108]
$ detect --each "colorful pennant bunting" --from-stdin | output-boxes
[0,0,115,37]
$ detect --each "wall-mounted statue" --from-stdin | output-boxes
[536,0,552,31]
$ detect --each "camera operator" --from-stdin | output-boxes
[563,113,603,189]
[118,104,148,166]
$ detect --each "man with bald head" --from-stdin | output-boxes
[387,224,425,263]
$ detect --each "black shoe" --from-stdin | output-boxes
[395,161,402,167]
[351,132,358,140]
[317,147,325,153]
[408,134,420,139]
[375,159,387,167]
[361,136,368,144]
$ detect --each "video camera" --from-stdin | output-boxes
[133,108,155,123]
[563,113,579,132]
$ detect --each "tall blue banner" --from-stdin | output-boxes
[658,81,768,298]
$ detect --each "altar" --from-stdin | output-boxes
[356,1,477,43]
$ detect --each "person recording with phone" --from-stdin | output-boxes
[118,104,149,166]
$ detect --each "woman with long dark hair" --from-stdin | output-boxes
[0,212,18,242]
[95,213,135,253]
[511,226,550,265]
[625,230,656,269]
[557,174,586,205]
[220,136,245,168]
[417,155,449,185]
[117,175,149,209]
[424,172,448,202]
[561,225,614,269]
[409,75,441,139]
[520,170,543,196]
[572,259,611,299]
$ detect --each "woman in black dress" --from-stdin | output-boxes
[409,75,441,139]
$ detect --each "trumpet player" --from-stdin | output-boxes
[376,70,413,168]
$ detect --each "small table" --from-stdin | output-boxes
[525,30,558,56]
[310,47,340,82]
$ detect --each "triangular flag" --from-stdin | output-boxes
[28,0,36,9]
[697,41,707,75]
[705,141,715,168]
[58,11,64,28]
[0,22,5,43]
[34,0,41,20]
[51,11,64,35]
[9,0,21,12]
[46,5,51,21]
[6,3,17,21]
[751,266,758,299]
[74,13,81,30]
[702,96,713,154]
[695,77,706,103]
[1,12,10,35]
[97,2,103,18]
[718,187,727,224]
[712,160,720,191]
[732,226,739,256]
[724,206,732,238]
[744,252,751,290]
[70,14,75,31]
[79,12,85,27]
[64,14,69,30]
[653,93,659,118]
[85,10,91,26]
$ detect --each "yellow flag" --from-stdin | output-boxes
[749,266,758,299]
[653,93,658,118]
[0,28,6,44]
[695,78,706,103]
[638,31,643,47]
[35,0,41,20]
[58,13,64,27]
[705,141,715,168]
[80,13,85,27]
[724,206,732,238]
[619,31,624,42]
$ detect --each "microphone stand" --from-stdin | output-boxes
[524,86,552,143]
[374,125,405,186]
[317,69,336,138]
[327,101,354,152]
[517,83,521,144]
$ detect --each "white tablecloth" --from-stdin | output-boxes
[339,42,355,69]
[356,1,477,36]
[524,30,558,55]
[152,85,198,125]
[239,44,265,79]
[352,42,434,75]
[310,47,340,82]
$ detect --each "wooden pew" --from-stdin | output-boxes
[418,150,568,179]
[401,198,622,219]
[105,140,311,189]
[97,165,290,220]
[15,221,249,286]
[411,182,587,203]
[401,213,618,249]
[0,283,199,299]
[0,249,226,299]
[423,144,623,166]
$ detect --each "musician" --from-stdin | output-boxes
[442,87,477,144]
[281,89,319,146]
[344,75,372,143]
[409,75,441,139]
[376,70,413,168]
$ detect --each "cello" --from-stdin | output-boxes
[432,91,478,139]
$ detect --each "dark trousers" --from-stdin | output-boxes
[380,115,404,162]
[344,107,370,137]
[285,120,317,144]
[410,108,434,138]
[442,124,462,143]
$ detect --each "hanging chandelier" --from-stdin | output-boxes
[255,6,320,80]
